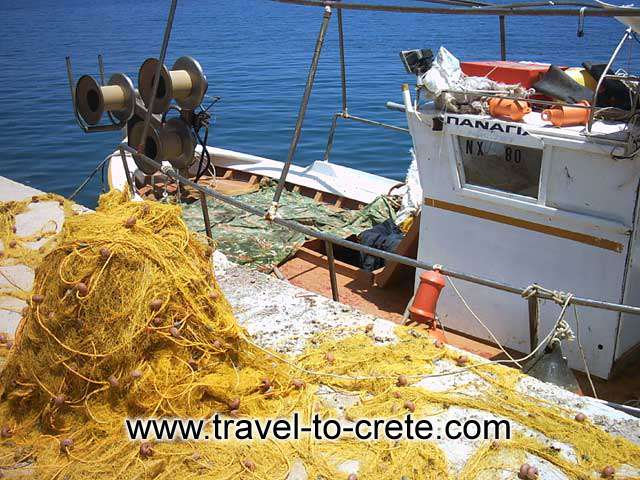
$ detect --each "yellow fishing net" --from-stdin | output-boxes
[0,190,638,479]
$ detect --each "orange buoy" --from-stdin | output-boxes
[488,97,531,122]
[541,101,590,127]
[409,270,446,328]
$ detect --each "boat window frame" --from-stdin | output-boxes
[448,130,551,207]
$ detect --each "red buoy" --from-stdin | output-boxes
[409,270,446,327]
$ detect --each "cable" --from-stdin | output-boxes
[194,126,211,182]
[573,305,598,398]
[69,154,114,200]
[447,276,523,368]
[190,100,219,183]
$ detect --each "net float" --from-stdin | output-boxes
[108,375,120,389]
[260,378,272,392]
[541,100,590,127]
[124,216,136,228]
[76,282,88,296]
[31,294,44,304]
[139,442,154,458]
[149,299,163,311]
[518,464,531,479]
[488,97,532,122]
[409,269,446,329]
[456,355,469,366]
[601,466,615,478]
[59,438,74,453]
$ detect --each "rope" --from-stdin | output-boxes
[447,276,523,367]
[69,154,114,200]
[521,284,576,347]
[244,290,577,382]
[573,305,598,398]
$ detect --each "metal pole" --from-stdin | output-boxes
[119,147,135,197]
[346,113,409,133]
[325,240,340,302]
[98,54,106,85]
[587,27,631,132]
[270,0,640,17]
[199,191,213,244]
[499,15,507,60]
[322,112,409,162]
[528,295,539,352]
[120,142,640,317]
[337,2,348,114]
[65,56,79,123]
[322,113,341,162]
[269,6,333,216]
[138,0,178,153]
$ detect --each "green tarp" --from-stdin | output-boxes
[181,182,398,270]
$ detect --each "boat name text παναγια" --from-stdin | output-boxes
[446,115,530,136]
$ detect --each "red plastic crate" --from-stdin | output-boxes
[460,61,560,88]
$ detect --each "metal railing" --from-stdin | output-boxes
[272,0,640,16]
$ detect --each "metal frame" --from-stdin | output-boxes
[65,56,130,133]
[586,27,639,134]
[272,0,640,16]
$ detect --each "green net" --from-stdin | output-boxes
[181,182,399,269]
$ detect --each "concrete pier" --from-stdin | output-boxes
[0,177,86,336]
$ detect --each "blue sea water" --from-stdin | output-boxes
[0,0,637,207]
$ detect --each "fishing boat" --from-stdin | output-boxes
[66,0,640,392]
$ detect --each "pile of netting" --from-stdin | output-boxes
[0,190,639,479]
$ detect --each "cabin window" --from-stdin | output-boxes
[457,136,543,199]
